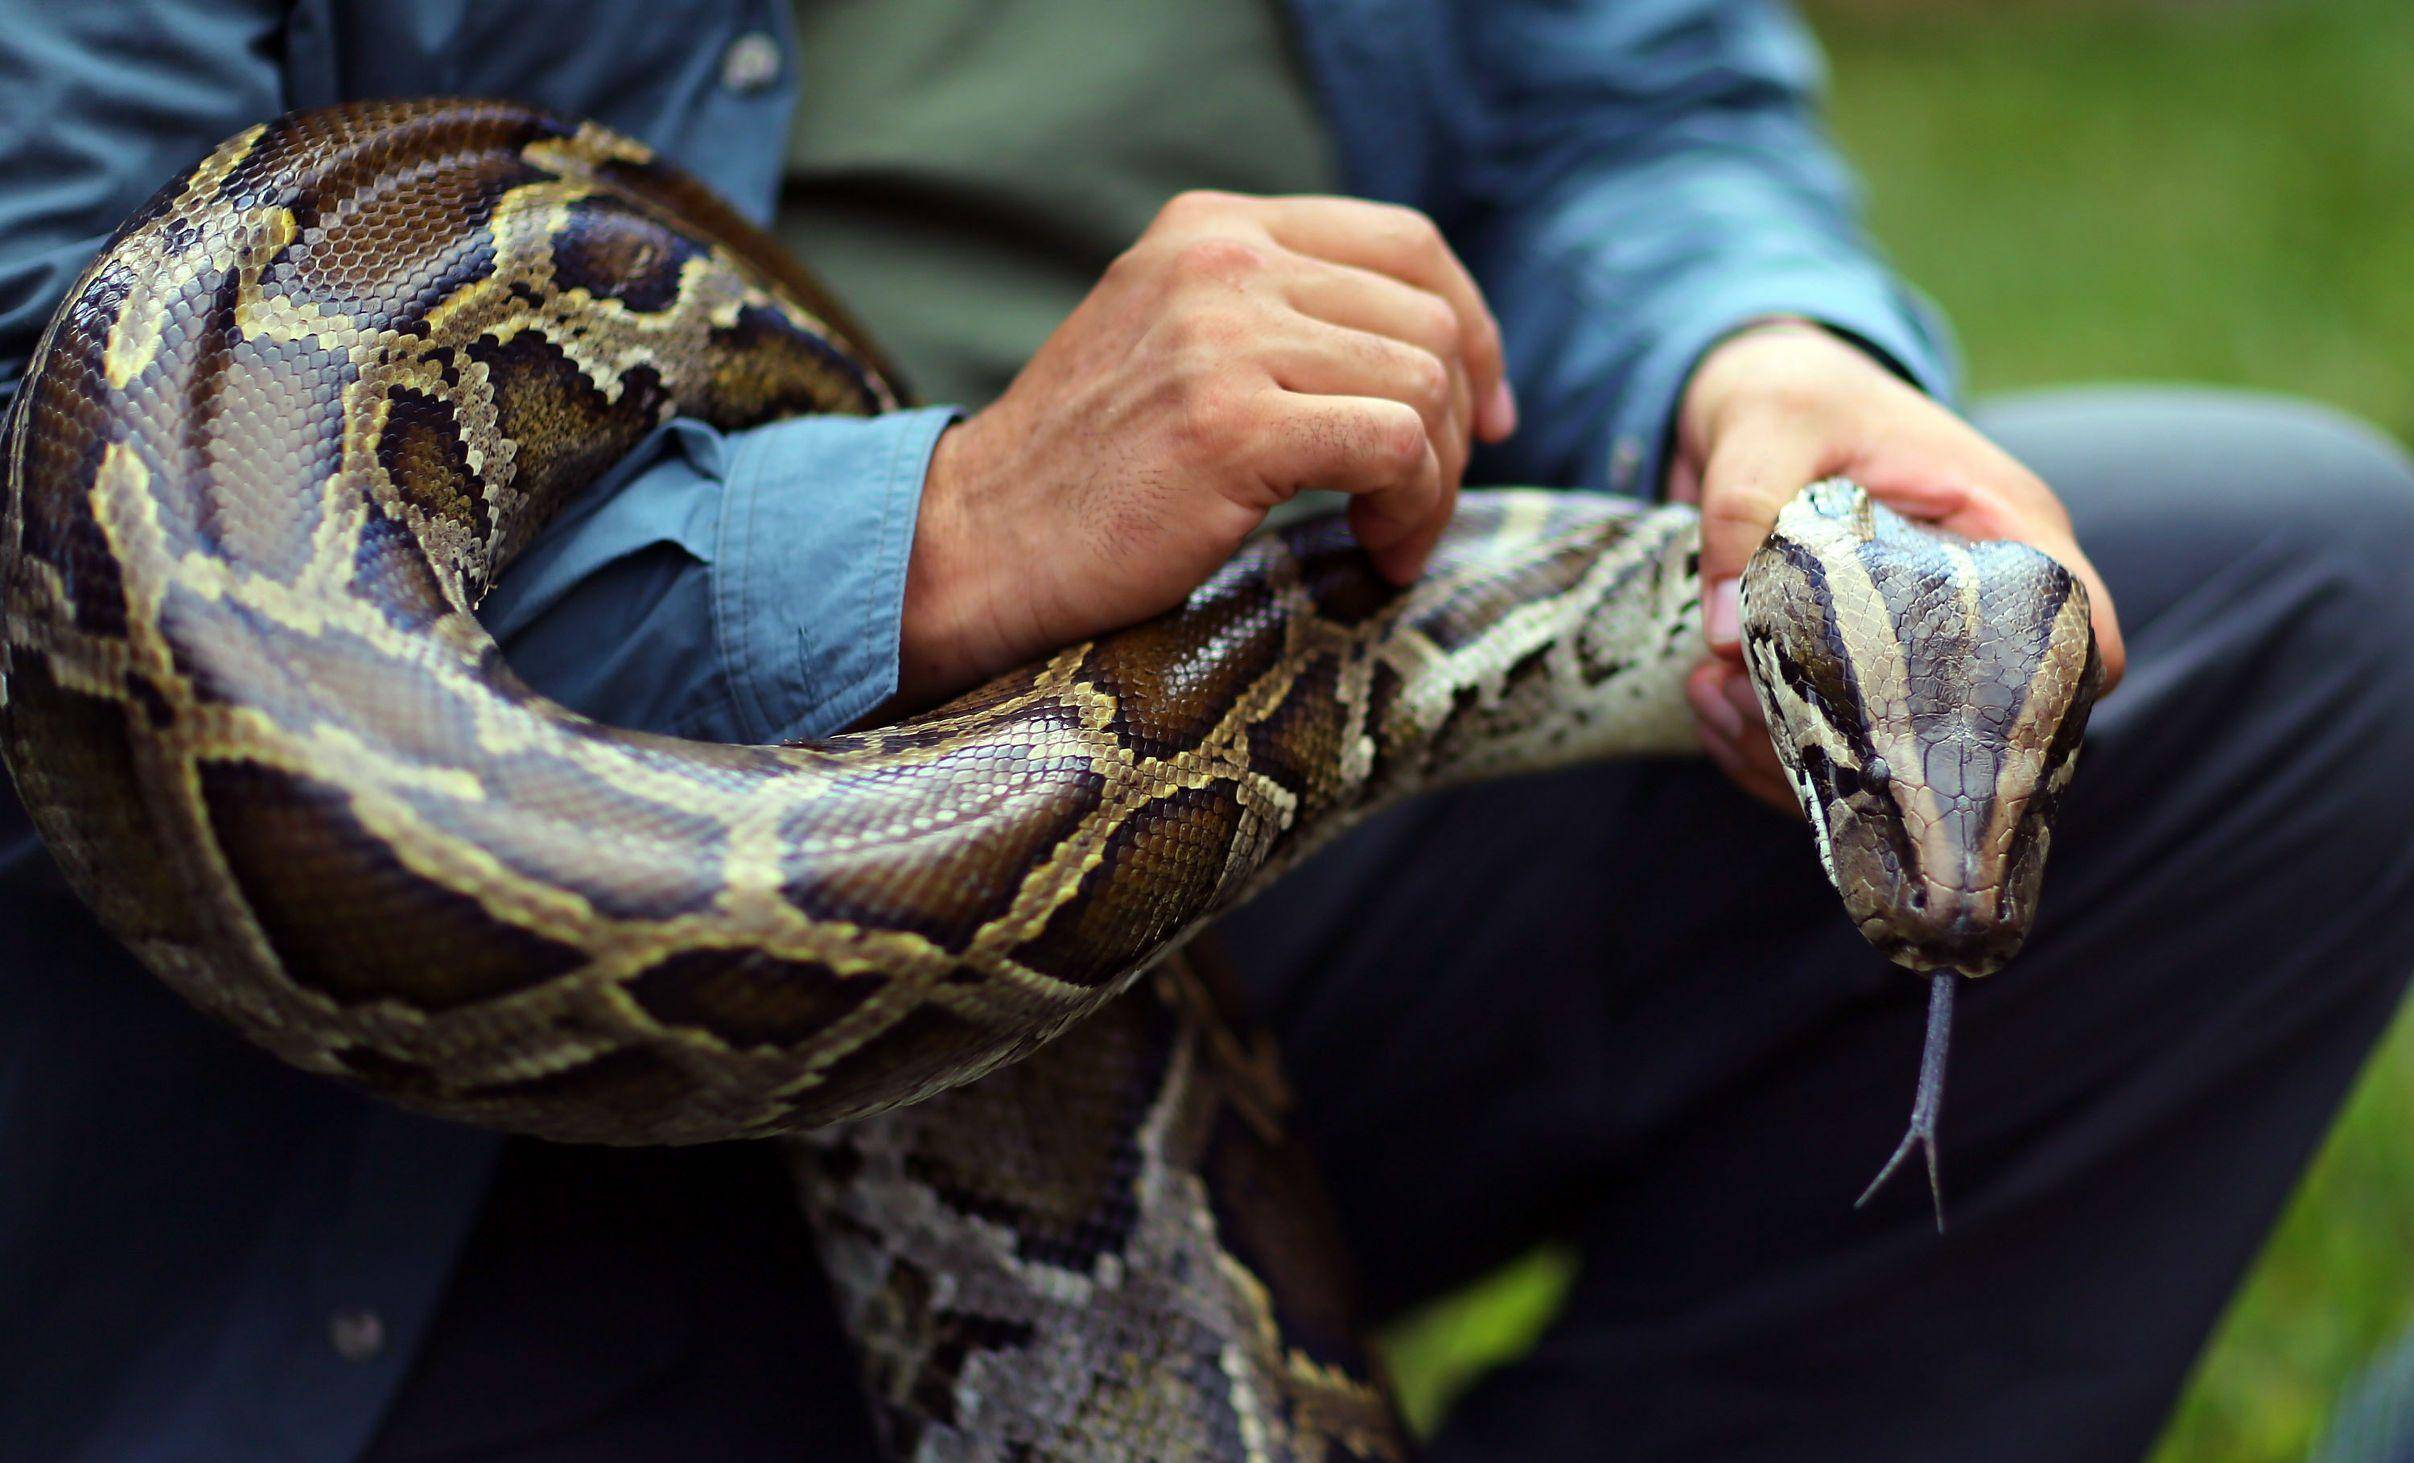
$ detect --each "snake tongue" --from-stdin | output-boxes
[1856,971,1956,1232]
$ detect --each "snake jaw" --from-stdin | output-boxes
[1863,898,2025,980]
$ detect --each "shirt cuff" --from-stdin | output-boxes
[712,405,957,742]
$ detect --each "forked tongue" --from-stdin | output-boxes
[1856,971,1956,1231]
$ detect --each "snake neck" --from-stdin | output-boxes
[1208,491,1705,908]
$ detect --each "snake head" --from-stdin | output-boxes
[1739,480,2103,979]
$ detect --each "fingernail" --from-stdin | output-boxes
[1704,578,1741,649]
[1485,378,1518,438]
[1689,674,1742,741]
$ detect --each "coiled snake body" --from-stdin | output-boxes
[0,101,2099,1459]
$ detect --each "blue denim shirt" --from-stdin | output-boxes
[0,1,1950,1456]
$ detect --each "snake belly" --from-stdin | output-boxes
[0,100,1734,1459]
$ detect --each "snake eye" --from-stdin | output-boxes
[1864,757,1892,795]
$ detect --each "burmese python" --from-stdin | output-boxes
[0,100,2099,1459]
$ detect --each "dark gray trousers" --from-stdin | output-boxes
[375,387,2414,1463]
[1219,386,2414,1462]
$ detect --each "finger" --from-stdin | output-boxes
[1306,275,1475,470]
[1264,320,1468,490]
[1285,261,1459,362]
[1246,196,1514,443]
[1665,449,1704,507]
[1719,668,1791,787]
[1696,426,1836,659]
[1343,436,1451,585]
[1694,708,1801,815]
[1688,661,1800,815]
[1351,454,1454,585]
[1262,394,1448,581]
[1687,657,1743,742]
[1283,264,1477,486]
[1688,657,1779,753]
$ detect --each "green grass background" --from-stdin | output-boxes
[1382,2,2414,1457]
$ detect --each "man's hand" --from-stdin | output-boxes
[894,191,1516,708]
[1670,320,2126,811]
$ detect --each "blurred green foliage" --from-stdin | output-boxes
[1821,0,2413,441]
[1382,2,2414,1457]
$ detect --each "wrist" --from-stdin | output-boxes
[895,422,1031,708]
[1678,318,1885,457]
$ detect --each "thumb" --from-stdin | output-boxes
[1695,430,1831,658]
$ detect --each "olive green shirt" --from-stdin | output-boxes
[778,0,1341,410]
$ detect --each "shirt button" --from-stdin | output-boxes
[328,1307,385,1362]
[721,31,782,93]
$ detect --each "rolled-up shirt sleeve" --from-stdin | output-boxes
[479,406,956,743]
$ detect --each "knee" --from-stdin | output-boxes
[2233,396,2414,597]
[2008,386,2414,635]
[2207,402,2414,794]
[2212,400,2414,716]
[2021,387,2414,758]
[2047,396,2414,919]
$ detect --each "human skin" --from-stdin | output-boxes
[891,198,2126,812]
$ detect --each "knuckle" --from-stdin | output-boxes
[1700,485,1781,542]
[1102,241,1148,285]
[1107,238,1185,292]
[1757,377,1828,422]
[1400,347,1453,416]
[1156,189,1234,226]
[1168,235,1270,285]
[1170,381,1248,465]
[1374,201,1441,251]
[1410,291,1462,352]
[1367,401,1430,469]
[1468,309,1505,370]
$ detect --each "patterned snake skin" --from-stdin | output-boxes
[0,100,2098,1459]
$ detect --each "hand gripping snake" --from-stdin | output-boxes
[0,101,2100,1460]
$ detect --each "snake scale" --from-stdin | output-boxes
[0,100,2100,1459]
